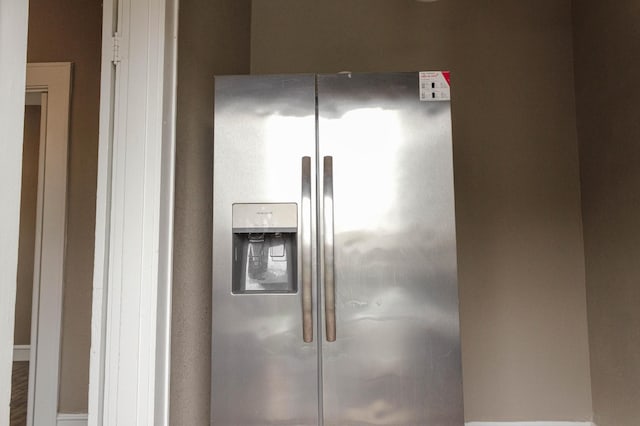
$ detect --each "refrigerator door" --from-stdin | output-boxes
[317,73,464,425]
[212,75,319,425]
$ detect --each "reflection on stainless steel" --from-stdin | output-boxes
[323,156,336,342]
[212,75,319,426]
[322,108,400,232]
[212,72,463,426]
[302,156,313,343]
[318,73,463,425]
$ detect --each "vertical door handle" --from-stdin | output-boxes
[301,156,313,343]
[323,156,336,342]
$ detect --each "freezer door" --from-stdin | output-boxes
[212,75,319,425]
[317,73,464,425]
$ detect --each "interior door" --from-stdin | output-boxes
[211,74,320,425]
[317,72,464,425]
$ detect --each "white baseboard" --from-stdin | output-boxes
[13,345,30,361]
[466,422,596,426]
[54,415,593,426]
[53,416,592,426]
[57,413,88,426]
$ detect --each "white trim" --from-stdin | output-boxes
[13,345,30,362]
[154,0,178,423]
[57,413,89,426]
[89,0,176,424]
[466,422,596,426]
[25,62,73,426]
[0,1,29,424]
[27,89,48,426]
[87,0,117,421]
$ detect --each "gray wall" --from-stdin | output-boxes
[573,1,640,425]
[27,0,102,412]
[171,0,251,424]
[172,0,595,422]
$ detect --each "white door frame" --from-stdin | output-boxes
[1,1,177,424]
[88,0,177,424]
[0,2,29,424]
[25,62,72,426]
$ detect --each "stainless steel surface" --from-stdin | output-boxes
[322,156,336,342]
[212,72,463,426]
[212,75,319,425]
[302,156,313,343]
[317,72,464,425]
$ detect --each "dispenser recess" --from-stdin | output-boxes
[232,203,297,294]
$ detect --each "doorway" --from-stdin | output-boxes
[10,63,71,426]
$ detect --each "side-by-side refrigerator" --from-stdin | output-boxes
[212,72,463,425]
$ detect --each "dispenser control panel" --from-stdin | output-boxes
[232,203,297,233]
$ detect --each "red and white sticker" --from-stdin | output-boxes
[419,71,451,101]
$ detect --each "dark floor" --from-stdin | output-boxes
[10,361,28,426]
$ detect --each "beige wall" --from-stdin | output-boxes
[27,0,102,412]
[251,0,592,421]
[14,106,41,346]
[573,1,640,425]
[171,0,251,424]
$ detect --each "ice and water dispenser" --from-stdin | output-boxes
[232,203,297,294]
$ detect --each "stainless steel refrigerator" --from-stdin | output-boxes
[212,72,463,425]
